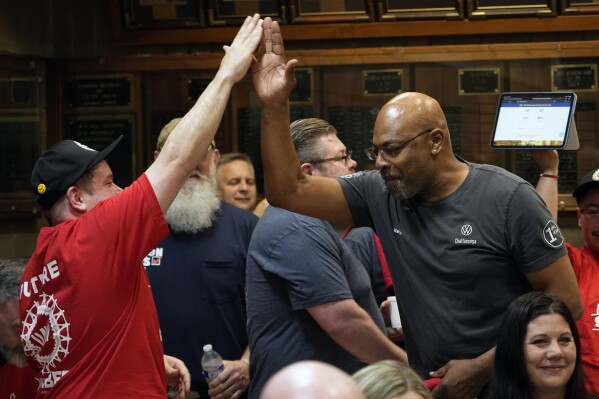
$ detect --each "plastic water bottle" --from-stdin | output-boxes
[201,344,225,383]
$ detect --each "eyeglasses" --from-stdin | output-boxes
[308,150,353,167]
[580,208,599,220]
[208,140,216,151]
[364,128,434,161]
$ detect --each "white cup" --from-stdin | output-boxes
[387,296,402,328]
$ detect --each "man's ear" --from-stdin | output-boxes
[300,163,314,176]
[430,129,444,154]
[212,149,221,166]
[65,186,87,213]
[153,150,160,161]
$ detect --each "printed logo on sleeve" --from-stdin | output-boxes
[542,220,564,248]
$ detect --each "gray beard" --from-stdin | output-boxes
[165,169,221,234]
[0,343,27,367]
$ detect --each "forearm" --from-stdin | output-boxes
[536,168,559,222]
[240,347,250,363]
[532,150,560,221]
[260,101,302,206]
[332,313,407,364]
[473,347,495,383]
[158,73,234,174]
[312,302,407,365]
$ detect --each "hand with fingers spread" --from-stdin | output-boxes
[252,17,298,106]
[216,14,264,85]
[207,359,250,399]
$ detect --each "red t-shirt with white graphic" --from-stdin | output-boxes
[20,174,169,398]
[567,242,599,396]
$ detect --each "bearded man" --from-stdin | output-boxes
[145,118,258,399]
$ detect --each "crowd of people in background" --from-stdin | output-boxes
[0,12,597,399]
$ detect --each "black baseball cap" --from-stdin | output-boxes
[31,136,123,209]
[572,168,599,203]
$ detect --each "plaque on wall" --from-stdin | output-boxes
[467,0,557,18]
[289,0,375,23]
[290,68,313,104]
[551,64,597,92]
[68,76,133,108]
[363,69,403,96]
[0,78,39,108]
[375,0,464,20]
[328,106,380,170]
[0,116,39,195]
[560,0,599,15]
[459,68,500,95]
[207,0,286,26]
[68,115,136,188]
[123,0,204,29]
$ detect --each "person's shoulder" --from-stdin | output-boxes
[339,170,378,181]
[262,206,327,229]
[471,162,528,185]
[220,201,259,222]
[344,226,374,241]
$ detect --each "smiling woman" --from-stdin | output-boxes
[490,292,586,399]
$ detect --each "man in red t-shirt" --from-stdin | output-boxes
[0,259,36,399]
[535,150,599,397]
[19,15,264,399]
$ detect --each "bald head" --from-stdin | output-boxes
[260,361,364,399]
[381,92,448,133]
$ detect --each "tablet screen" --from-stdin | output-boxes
[490,92,577,149]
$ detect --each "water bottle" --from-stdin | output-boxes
[201,344,225,383]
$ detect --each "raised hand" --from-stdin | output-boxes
[217,14,264,85]
[252,17,298,106]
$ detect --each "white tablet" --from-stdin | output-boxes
[490,92,578,150]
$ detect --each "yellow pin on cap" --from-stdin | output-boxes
[37,183,46,194]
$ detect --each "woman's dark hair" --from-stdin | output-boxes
[490,291,585,399]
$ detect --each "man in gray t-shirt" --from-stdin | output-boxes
[250,17,583,399]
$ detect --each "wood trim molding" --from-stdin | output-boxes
[66,40,599,72]
[109,14,599,45]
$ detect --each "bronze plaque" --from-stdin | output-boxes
[68,76,133,108]
[363,69,403,95]
[459,68,500,95]
[124,0,204,29]
[551,64,597,92]
[290,68,313,104]
[68,115,136,188]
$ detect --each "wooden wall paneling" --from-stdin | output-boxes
[143,71,188,169]
[560,0,599,15]
[321,65,410,171]
[413,62,503,166]
[467,0,558,18]
[63,72,142,186]
[0,55,44,218]
[572,91,598,179]
[375,0,464,21]
[233,73,270,194]
[289,0,375,23]
[122,0,205,29]
[207,0,287,26]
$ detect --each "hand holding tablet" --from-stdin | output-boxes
[490,92,579,150]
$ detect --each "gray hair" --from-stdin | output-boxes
[290,118,337,164]
[0,258,27,304]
